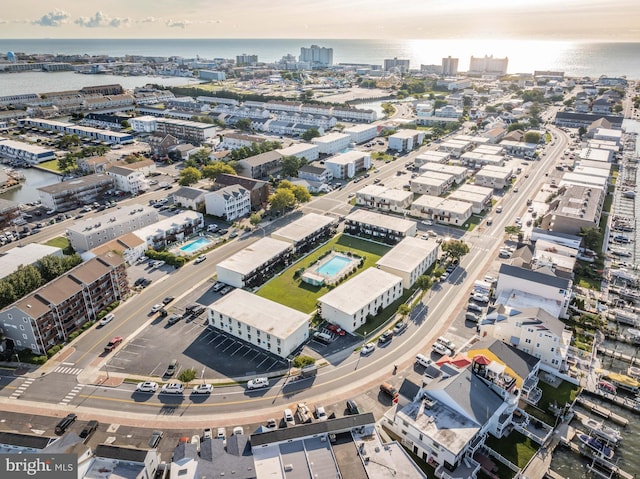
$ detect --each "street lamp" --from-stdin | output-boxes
[104,362,110,380]
[287,358,292,377]
[15,353,20,368]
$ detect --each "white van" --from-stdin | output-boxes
[415,354,433,368]
[313,332,332,344]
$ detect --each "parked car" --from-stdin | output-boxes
[55,413,77,435]
[216,428,226,441]
[247,377,269,390]
[232,426,244,436]
[437,336,456,352]
[195,254,207,264]
[193,384,213,394]
[136,381,159,393]
[432,342,453,356]
[378,330,394,344]
[104,336,123,352]
[467,302,483,313]
[219,286,233,296]
[283,408,296,427]
[150,304,163,314]
[79,420,99,440]
[99,313,115,326]
[162,296,175,305]
[167,313,182,325]
[161,382,184,394]
[203,428,213,440]
[265,418,278,430]
[326,324,346,336]
[392,321,408,335]
[164,359,178,376]
[148,430,163,448]
[315,405,328,421]
[212,282,225,292]
[361,343,376,355]
[346,399,361,415]
[465,312,480,323]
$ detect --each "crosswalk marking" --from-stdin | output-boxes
[58,385,84,405]
[9,378,34,399]
[53,366,83,375]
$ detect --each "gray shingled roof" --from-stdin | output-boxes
[173,186,207,200]
[475,338,540,380]
[498,263,570,288]
[95,444,150,462]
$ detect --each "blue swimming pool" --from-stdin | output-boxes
[316,255,352,277]
[179,237,212,254]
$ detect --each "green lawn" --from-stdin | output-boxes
[485,430,538,469]
[256,234,390,313]
[38,159,62,172]
[45,236,75,254]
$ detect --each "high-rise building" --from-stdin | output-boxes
[236,53,258,66]
[384,57,410,73]
[442,56,459,76]
[468,55,509,76]
[299,45,333,68]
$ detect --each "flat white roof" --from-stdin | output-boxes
[0,244,62,280]
[277,143,319,156]
[461,152,505,163]
[312,132,350,144]
[578,147,611,162]
[210,289,308,339]
[456,184,494,198]
[378,188,413,202]
[594,127,622,139]
[358,184,387,196]
[474,145,504,155]
[325,150,369,164]
[0,138,55,155]
[376,236,438,274]
[390,129,420,139]
[419,163,468,176]
[133,211,202,240]
[416,151,449,162]
[449,190,488,204]
[412,175,449,187]
[318,268,402,315]
[346,209,416,233]
[439,139,469,149]
[572,165,610,178]
[575,159,612,172]
[453,134,489,144]
[67,204,157,233]
[560,172,608,188]
[217,237,292,276]
[412,195,473,215]
[343,124,377,133]
[271,213,334,243]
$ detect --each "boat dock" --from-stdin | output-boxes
[598,346,640,365]
[575,396,630,426]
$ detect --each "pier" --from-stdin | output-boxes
[575,395,631,426]
[598,346,640,365]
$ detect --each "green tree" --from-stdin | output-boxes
[0,281,17,309]
[504,225,522,236]
[235,118,252,131]
[249,213,262,226]
[281,155,306,178]
[58,153,78,172]
[178,368,197,383]
[269,188,296,212]
[397,304,411,318]
[440,239,469,260]
[524,132,541,144]
[179,167,202,186]
[415,275,433,291]
[301,128,321,141]
[579,227,602,251]
[190,148,212,165]
[202,162,236,182]
[9,265,42,299]
[291,185,311,203]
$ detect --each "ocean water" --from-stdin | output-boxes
[0,38,639,78]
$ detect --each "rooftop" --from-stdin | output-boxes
[67,204,158,234]
[325,150,370,165]
[318,268,402,315]
[271,213,335,244]
[376,236,439,273]
[412,195,473,215]
[311,132,350,144]
[0,243,62,280]
[133,211,202,241]
[210,289,309,339]
[346,209,416,233]
[217,237,292,276]
[37,173,113,195]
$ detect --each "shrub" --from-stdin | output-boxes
[178,368,197,383]
[69,332,80,341]
[292,355,316,368]
[47,345,63,357]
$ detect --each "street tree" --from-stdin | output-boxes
[579,227,602,251]
[301,128,321,141]
[202,162,236,182]
[440,239,469,260]
[524,132,541,144]
[179,167,202,186]
[269,188,296,212]
[190,148,211,165]
[397,304,411,318]
[281,155,306,177]
[249,213,262,226]
[415,275,433,291]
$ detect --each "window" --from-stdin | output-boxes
[8,314,12,320]
[22,334,27,339]
[20,325,25,331]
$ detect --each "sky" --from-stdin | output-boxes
[1,0,638,41]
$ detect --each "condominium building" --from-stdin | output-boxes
[270,213,336,254]
[318,268,403,332]
[277,143,320,162]
[468,55,508,76]
[0,244,63,280]
[132,211,204,250]
[204,185,251,221]
[19,118,134,144]
[474,165,513,189]
[0,139,55,164]
[216,237,293,288]
[237,151,283,180]
[540,184,604,236]
[66,204,159,252]
[410,195,473,226]
[343,124,378,144]
[388,130,425,152]
[384,58,410,73]
[37,174,115,212]
[311,132,351,155]
[442,56,459,76]
[171,186,208,211]
[0,252,128,354]
[344,209,417,244]
[106,165,149,194]
[208,289,309,358]
[409,172,454,196]
[155,118,217,143]
[376,236,439,288]
[299,45,333,67]
[356,185,413,213]
[324,150,371,179]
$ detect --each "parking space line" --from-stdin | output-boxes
[222,341,236,352]
[229,345,244,356]
[266,360,281,371]
[256,357,270,368]
[241,348,254,358]
[216,339,232,349]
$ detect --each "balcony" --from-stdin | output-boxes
[522,386,542,406]
[435,456,480,479]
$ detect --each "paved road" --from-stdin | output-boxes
[0,125,571,427]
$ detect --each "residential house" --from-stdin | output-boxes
[205,185,251,221]
[215,174,270,210]
[172,186,208,211]
[237,151,283,180]
[106,165,149,194]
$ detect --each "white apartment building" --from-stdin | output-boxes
[474,165,513,189]
[66,204,159,252]
[311,132,351,155]
[204,185,251,221]
[133,211,204,250]
[277,143,320,162]
[376,236,438,288]
[0,139,56,164]
[417,163,468,184]
[19,118,134,144]
[496,264,572,319]
[410,172,454,196]
[216,237,293,289]
[481,305,572,371]
[410,195,473,226]
[343,124,378,144]
[106,165,149,194]
[207,289,309,358]
[0,244,63,280]
[324,150,371,179]
[129,115,157,133]
[220,132,267,149]
[344,209,417,244]
[356,185,413,213]
[388,130,425,152]
[449,184,493,213]
[414,151,450,166]
[437,139,471,158]
[317,268,403,332]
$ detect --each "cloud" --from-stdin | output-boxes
[166,19,191,28]
[32,9,70,27]
[75,11,131,28]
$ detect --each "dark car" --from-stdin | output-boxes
[79,420,99,440]
[378,330,394,344]
[218,229,229,235]
[55,413,77,435]
[392,321,408,335]
[346,399,361,415]
[162,296,175,305]
[148,430,163,448]
[167,313,182,325]
[159,308,168,318]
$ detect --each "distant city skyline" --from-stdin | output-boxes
[1,0,639,41]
